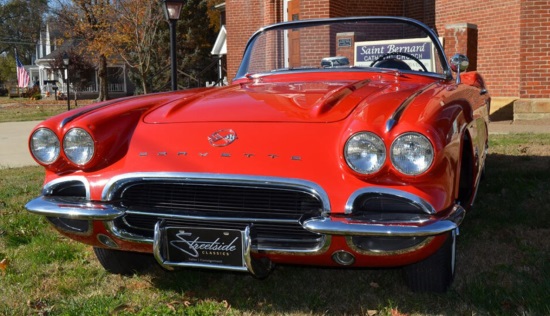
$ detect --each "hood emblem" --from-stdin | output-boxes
[208,129,237,147]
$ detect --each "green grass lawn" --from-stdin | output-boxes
[1,135,549,315]
[0,97,94,123]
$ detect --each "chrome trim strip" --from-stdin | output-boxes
[304,204,465,237]
[46,217,93,237]
[101,172,331,254]
[104,219,329,254]
[104,221,152,244]
[469,149,487,208]
[236,16,452,80]
[385,118,397,133]
[25,196,123,220]
[344,187,436,215]
[100,172,331,213]
[258,236,330,256]
[42,176,91,200]
[346,236,434,256]
[124,210,299,224]
[242,226,256,274]
[153,222,173,271]
[385,81,438,132]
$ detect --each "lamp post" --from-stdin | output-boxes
[162,0,184,91]
[62,52,70,111]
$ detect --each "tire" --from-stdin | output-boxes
[93,247,156,275]
[403,230,456,293]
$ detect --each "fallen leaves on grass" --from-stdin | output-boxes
[0,258,8,275]
[390,308,409,316]
[165,300,192,312]
[27,299,54,315]
[364,309,409,316]
[111,303,138,315]
[165,298,232,313]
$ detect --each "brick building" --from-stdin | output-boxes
[221,0,550,119]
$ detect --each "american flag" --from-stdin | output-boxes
[16,53,30,88]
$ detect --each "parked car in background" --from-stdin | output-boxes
[26,16,490,292]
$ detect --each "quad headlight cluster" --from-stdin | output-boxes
[30,127,94,166]
[345,131,434,176]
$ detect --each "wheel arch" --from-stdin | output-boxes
[457,129,476,208]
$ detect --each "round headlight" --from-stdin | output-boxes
[63,128,94,165]
[391,133,434,175]
[30,128,60,164]
[344,132,386,174]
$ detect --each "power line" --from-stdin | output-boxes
[0,40,36,46]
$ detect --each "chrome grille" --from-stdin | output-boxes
[111,180,325,252]
[119,182,322,219]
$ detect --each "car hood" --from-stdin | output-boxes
[144,77,433,124]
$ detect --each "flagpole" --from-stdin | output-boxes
[15,49,31,91]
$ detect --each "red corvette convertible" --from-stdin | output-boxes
[26,16,490,292]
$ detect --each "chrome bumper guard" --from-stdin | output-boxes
[304,204,465,237]
[25,196,124,220]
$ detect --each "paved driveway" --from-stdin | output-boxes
[0,121,40,169]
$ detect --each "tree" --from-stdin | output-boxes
[52,0,115,101]
[112,0,220,93]
[109,0,164,94]
[52,0,221,96]
[0,55,16,88]
[48,47,95,106]
[0,0,48,59]
[175,0,219,89]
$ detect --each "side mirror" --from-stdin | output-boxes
[449,54,469,84]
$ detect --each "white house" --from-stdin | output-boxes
[31,25,133,99]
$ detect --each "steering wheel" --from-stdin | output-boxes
[370,52,428,72]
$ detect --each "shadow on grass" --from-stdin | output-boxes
[139,153,550,315]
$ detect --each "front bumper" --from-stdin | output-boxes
[26,195,464,238]
[26,173,464,273]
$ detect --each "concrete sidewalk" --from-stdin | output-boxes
[488,118,550,134]
[0,121,40,169]
[0,119,549,169]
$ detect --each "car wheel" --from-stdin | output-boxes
[93,247,156,275]
[403,230,456,293]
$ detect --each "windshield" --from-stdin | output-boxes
[235,17,450,79]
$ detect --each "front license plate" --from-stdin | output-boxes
[161,226,246,269]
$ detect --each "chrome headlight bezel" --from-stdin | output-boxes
[63,128,95,166]
[390,132,434,176]
[30,128,61,165]
[344,132,386,174]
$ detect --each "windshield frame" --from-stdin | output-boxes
[234,16,452,81]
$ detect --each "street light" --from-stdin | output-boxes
[62,52,70,111]
[162,0,185,91]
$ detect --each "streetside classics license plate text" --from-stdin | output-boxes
[165,227,245,267]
